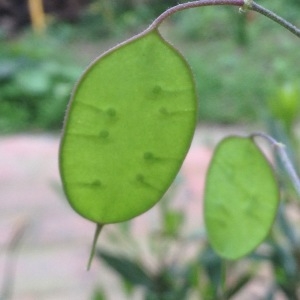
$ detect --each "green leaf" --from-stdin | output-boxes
[163,209,184,237]
[59,29,196,224]
[225,273,253,298]
[91,288,106,300]
[204,136,279,259]
[97,250,154,289]
[199,245,222,294]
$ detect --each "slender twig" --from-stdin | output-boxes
[146,0,300,39]
[251,2,300,38]
[148,0,244,30]
[0,219,29,300]
[250,132,300,196]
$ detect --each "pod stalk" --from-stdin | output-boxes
[87,223,104,271]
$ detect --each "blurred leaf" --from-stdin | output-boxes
[204,136,280,259]
[15,69,51,96]
[97,250,154,289]
[277,203,298,247]
[199,246,222,295]
[225,273,252,298]
[270,242,297,279]
[0,60,19,82]
[122,279,135,296]
[0,33,82,132]
[146,269,189,300]
[163,210,184,237]
[185,262,200,289]
[91,288,106,300]
[268,82,300,132]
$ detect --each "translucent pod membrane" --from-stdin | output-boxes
[59,29,197,224]
[204,136,279,259]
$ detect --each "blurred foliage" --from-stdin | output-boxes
[91,189,256,299]
[169,1,300,123]
[267,83,300,135]
[0,0,299,128]
[92,153,300,299]
[183,35,300,124]
[0,33,82,133]
[64,0,299,124]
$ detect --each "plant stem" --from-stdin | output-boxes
[87,223,104,271]
[98,0,299,72]
[148,0,244,30]
[147,0,300,39]
[250,132,300,196]
[251,2,300,38]
[219,259,227,299]
[0,218,29,300]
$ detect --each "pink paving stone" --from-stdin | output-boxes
[182,146,211,196]
[0,132,213,299]
[180,146,212,220]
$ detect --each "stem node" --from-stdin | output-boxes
[239,0,253,13]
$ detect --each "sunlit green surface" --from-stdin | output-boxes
[60,29,197,224]
[204,136,279,259]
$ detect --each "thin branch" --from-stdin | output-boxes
[251,2,300,38]
[148,0,244,30]
[0,219,29,300]
[250,132,300,196]
[146,0,300,39]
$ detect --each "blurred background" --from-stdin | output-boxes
[0,0,300,299]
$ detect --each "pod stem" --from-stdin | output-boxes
[87,223,104,271]
[147,0,300,39]
[250,132,300,196]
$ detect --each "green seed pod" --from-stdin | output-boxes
[204,136,279,259]
[59,29,197,225]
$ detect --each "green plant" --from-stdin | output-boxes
[89,166,300,298]
[90,187,257,299]
[0,33,82,133]
[59,0,300,297]
[267,82,300,135]
[204,136,279,259]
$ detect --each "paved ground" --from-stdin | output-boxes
[0,125,279,300]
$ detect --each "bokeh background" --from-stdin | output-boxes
[0,0,300,299]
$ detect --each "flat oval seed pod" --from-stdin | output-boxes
[59,29,197,224]
[204,136,279,259]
